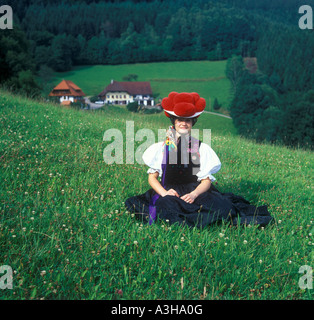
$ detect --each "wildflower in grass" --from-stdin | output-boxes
[259,260,263,264]
[219,233,224,238]
[243,240,248,244]
[134,241,138,245]
[174,245,178,250]
[116,289,123,296]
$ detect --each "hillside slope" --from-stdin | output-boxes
[0,91,313,300]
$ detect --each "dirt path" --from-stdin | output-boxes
[203,111,232,119]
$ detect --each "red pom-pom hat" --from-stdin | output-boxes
[161,92,206,118]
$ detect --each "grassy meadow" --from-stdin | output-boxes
[46,60,232,112]
[0,89,313,300]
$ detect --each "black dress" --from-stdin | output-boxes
[125,136,273,228]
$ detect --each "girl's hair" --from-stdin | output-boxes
[170,116,198,126]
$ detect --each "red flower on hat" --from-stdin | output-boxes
[161,92,177,111]
[190,92,200,103]
[195,97,206,112]
[174,102,195,117]
[161,91,206,118]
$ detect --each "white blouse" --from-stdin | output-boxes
[142,141,221,182]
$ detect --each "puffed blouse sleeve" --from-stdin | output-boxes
[142,142,164,176]
[196,143,221,182]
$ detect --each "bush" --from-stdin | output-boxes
[127,101,139,113]
[213,98,221,110]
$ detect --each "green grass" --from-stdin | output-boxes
[0,90,313,300]
[47,61,232,112]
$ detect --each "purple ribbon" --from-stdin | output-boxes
[148,143,168,225]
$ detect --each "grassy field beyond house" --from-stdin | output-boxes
[47,60,232,112]
[0,90,313,300]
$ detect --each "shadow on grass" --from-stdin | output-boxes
[214,179,276,207]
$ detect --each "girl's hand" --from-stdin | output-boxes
[180,192,198,204]
[162,189,179,197]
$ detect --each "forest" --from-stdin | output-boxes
[0,0,313,148]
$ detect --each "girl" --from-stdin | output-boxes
[125,92,273,228]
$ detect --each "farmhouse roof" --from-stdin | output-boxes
[49,80,86,97]
[99,81,153,97]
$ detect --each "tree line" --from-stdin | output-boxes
[1,0,260,96]
[8,0,259,71]
[226,17,314,150]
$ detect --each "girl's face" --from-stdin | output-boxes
[174,118,193,135]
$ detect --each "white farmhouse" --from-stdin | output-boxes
[98,80,154,106]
